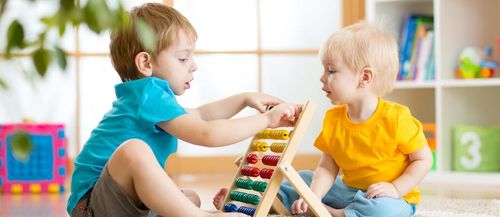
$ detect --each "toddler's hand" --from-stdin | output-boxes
[291,198,308,214]
[244,93,284,113]
[365,182,400,199]
[265,103,301,128]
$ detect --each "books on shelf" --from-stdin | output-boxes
[399,15,435,81]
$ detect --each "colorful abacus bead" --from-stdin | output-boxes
[241,166,260,177]
[238,206,256,216]
[230,191,260,205]
[252,141,269,152]
[251,180,268,192]
[270,143,286,153]
[262,155,280,166]
[246,153,258,164]
[235,178,254,190]
[256,130,290,140]
[260,168,274,179]
[224,203,238,212]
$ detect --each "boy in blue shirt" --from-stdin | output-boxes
[68,3,298,217]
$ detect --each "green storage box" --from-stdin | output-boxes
[431,151,437,171]
[453,125,500,172]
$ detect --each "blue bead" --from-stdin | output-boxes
[224,203,238,212]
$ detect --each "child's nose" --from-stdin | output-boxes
[320,74,326,83]
[191,61,198,72]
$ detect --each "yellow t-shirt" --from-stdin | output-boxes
[314,98,427,204]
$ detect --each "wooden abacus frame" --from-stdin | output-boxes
[221,101,330,217]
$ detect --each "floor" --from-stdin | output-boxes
[1,173,500,217]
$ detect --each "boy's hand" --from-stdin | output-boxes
[365,182,400,199]
[265,103,301,128]
[244,93,284,113]
[291,198,308,214]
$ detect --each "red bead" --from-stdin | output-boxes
[262,155,280,166]
[260,168,274,179]
[246,154,258,164]
[241,166,260,177]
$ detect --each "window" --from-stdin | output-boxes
[0,0,341,157]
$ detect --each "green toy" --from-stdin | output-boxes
[453,125,500,172]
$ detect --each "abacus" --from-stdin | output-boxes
[221,101,330,217]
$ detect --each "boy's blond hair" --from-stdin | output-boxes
[320,21,399,96]
[110,3,197,82]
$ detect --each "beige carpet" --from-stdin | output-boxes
[268,196,500,217]
[415,196,500,217]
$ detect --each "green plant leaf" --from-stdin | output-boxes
[60,0,74,13]
[112,3,130,29]
[136,19,156,53]
[0,0,7,19]
[69,7,83,26]
[33,48,52,77]
[41,15,57,26]
[83,0,100,32]
[10,131,34,162]
[53,46,67,70]
[83,0,112,33]
[0,77,8,89]
[58,21,67,36]
[6,20,25,54]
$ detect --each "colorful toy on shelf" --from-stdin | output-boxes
[456,46,497,79]
[0,124,67,194]
[423,123,437,171]
[479,47,497,78]
[222,101,331,217]
[453,125,500,172]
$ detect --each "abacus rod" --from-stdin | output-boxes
[278,161,331,217]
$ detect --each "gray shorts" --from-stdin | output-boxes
[71,166,150,217]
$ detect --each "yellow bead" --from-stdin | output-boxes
[30,184,42,194]
[48,183,60,193]
[11,184,23,194]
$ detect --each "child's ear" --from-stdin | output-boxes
[359,67,374,88]
[135,51,154,77]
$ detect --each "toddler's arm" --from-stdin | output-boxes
[158,103,299,147]
[292,153,339,214]
[186,93,283,120]
[366,145,433,199]
[391,145,433,196]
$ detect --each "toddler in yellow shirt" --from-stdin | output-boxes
[277,21,433,217]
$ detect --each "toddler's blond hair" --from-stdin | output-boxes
[320,21,399,96]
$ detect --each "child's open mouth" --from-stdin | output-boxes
[322,88,331,95]
[184,82,191,89]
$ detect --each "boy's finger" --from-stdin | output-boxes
[256,105,266,113]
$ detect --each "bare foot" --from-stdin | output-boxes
[213,188,229,210]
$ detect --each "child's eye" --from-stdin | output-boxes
[179,58,189,62]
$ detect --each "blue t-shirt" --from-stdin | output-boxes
[67,77,186,214]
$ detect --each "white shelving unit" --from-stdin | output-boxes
[367,0,500,185]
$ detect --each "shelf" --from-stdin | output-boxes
[368,0,500,183]
[441,78,500,88]
[370,0,432,3]
[423,171,500,186]
[394,80,436,89]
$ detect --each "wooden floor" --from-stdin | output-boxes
[1,173,500,217]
